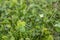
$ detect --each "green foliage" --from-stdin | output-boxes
[0,0,60,40]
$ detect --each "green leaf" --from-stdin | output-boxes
[10,36,15,40]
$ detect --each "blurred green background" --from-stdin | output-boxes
[0,0,60,40]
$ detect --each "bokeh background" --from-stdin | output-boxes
[0,0,60,40]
